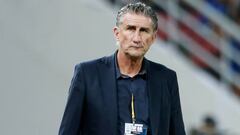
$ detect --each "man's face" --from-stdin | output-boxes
[114,13,157,59]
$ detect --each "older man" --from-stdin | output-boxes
[59,2,186,135]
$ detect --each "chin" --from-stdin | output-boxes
[127,52,145,59]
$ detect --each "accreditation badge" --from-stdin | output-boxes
[124,123,147,135]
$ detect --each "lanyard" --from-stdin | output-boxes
[131,94,136,124]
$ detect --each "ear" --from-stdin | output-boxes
[113,26,119,41]
[151,31,157,43]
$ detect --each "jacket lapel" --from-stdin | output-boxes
[97,54,118,135]
[147,61,167,135]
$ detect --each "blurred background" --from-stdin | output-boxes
[1,0,240,134]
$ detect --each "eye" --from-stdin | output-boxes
[140,28,149,33]
[126,26,136,31]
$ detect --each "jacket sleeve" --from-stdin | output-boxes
[169,72,186,135]
[59,64,86,135]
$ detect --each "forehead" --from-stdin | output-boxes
[120,13,153,28]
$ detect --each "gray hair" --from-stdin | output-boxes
[116,2,158,32]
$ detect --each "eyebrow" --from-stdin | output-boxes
[126,25,136,29]
[125,25,150,31]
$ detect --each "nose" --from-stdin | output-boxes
[133,31,141,44]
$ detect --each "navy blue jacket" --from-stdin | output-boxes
[59,53,186,135]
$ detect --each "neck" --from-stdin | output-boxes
[117,51,143,77]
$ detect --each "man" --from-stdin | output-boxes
[59,2,185,135]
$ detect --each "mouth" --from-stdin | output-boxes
[130,45,144,49]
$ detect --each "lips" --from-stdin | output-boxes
[130,45,143,48]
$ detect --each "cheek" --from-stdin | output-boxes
[119,33,132,43]
[144,36,153,45]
